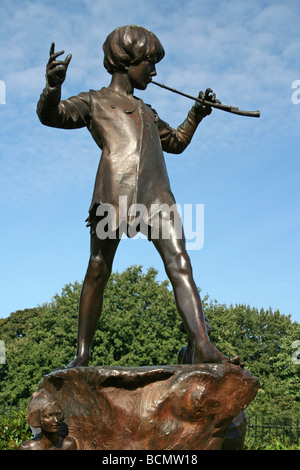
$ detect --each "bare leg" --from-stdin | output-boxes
[152,218,241,365]
[67,233,120,367]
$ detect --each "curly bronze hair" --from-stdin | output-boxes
[102,25,165,74]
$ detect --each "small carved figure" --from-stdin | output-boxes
[18,390,77,450]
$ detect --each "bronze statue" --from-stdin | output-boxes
[36,365,258,450]
[37,25,242,368]
[18,390,77,450]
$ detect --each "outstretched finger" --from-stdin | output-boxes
[65,54,72,67]
[49,42,55,56]
[49,50,65,63]
[49,43,66,62]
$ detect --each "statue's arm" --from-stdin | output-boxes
[157,107,206,154]
[157,89,219,154]
[36,42,90,129]
[37,87,90,129]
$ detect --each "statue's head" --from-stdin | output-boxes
[27,390,64,432]
[103,25,165,75]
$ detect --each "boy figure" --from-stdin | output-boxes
[37,25,241,367]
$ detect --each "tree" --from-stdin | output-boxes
[0,282,82,403]
[204,298,300,417]
[0,265,299,421]
[0,266,184,404]
[91,265,184,366]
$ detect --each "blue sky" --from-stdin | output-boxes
[0,0,299,324]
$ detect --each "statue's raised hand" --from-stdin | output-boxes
[46,42,72,87]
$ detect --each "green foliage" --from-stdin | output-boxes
[0,266,184,404]
[0,265,299,425]
[0,410,32,450]
[244,437,300,450]
[91,265,183,366]
[204,298,300,418]
[0,282,81,403]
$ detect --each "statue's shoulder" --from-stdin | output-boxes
[87,87,119,107]
[62,435,78,450]
[18,437,41,450]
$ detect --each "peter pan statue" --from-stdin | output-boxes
[37,25,241,368]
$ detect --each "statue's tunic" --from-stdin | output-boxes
[37,86,201,230]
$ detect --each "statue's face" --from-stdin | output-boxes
[40,403,63,433]
[127,59,157,90]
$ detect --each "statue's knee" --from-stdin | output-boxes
[166,251,192,278]
[87,254,111,284]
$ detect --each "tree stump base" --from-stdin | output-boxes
[38,364,258,450]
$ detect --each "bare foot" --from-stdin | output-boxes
[229,355,244,367]
[66,354,90,368]
[193,343,244,367]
